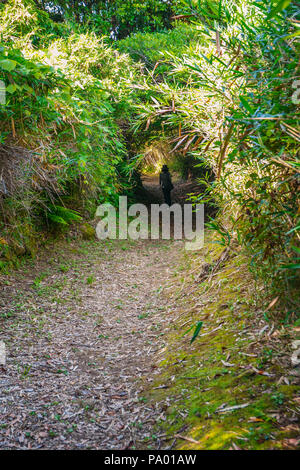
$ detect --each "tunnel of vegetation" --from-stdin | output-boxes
[0,0,299,312]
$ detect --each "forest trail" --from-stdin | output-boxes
[1,178,300,451]
[0,177,194,450]
[140,174,201,206]
[0,0,298,452]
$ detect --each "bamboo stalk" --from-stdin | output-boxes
[217,122,235,179]
[11,118,16,138]
[271,158,299,172]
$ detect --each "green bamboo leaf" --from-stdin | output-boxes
[286,225,300,235]
[48,214,68,225]
[284,30,300,39]
[280,263,300,270]
[0,59,17,72]
[267,0,292,19]
[239,96,254,114]
[190,321,203,344]
[6,84,16,93]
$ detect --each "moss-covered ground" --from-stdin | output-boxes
[145,237,300,450]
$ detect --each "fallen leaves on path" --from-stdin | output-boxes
[0,236,182,449]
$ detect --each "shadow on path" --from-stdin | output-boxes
[138,174,201,207]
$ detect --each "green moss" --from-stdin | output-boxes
[146,238,300,450]
[79,223,95,240]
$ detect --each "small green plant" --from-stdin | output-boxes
[66,424,77,433]
[59,264,69,273]
[32,272,48,288]
[21,364,32,378]
[257,349,273,369]
[56,369,68,375]
[47,206,82,227]
[0,311,14,319]
[271,392,285,406]
[138,312,150,319]
[86,276,96,285]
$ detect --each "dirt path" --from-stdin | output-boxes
[0,177,195,450]
[140,174,201,206]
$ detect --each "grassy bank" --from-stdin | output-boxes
[146,235,300,450]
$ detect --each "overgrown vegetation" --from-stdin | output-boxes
[127,0,300,306]
[0,1,299,451]
[0,0,141,265]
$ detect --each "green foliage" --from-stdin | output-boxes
[0,0,141,262]
[117,24,203,69]
[131,0,299,301]
[47,205,82,226]
[0,0,299,309]
[34,0,174,39]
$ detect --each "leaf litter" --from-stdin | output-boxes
[0,233,183,449]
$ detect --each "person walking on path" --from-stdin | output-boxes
[159,165,174,206]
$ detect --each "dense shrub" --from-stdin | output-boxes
[130,0,300,300]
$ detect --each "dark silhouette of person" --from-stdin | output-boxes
[159,165,174,206]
